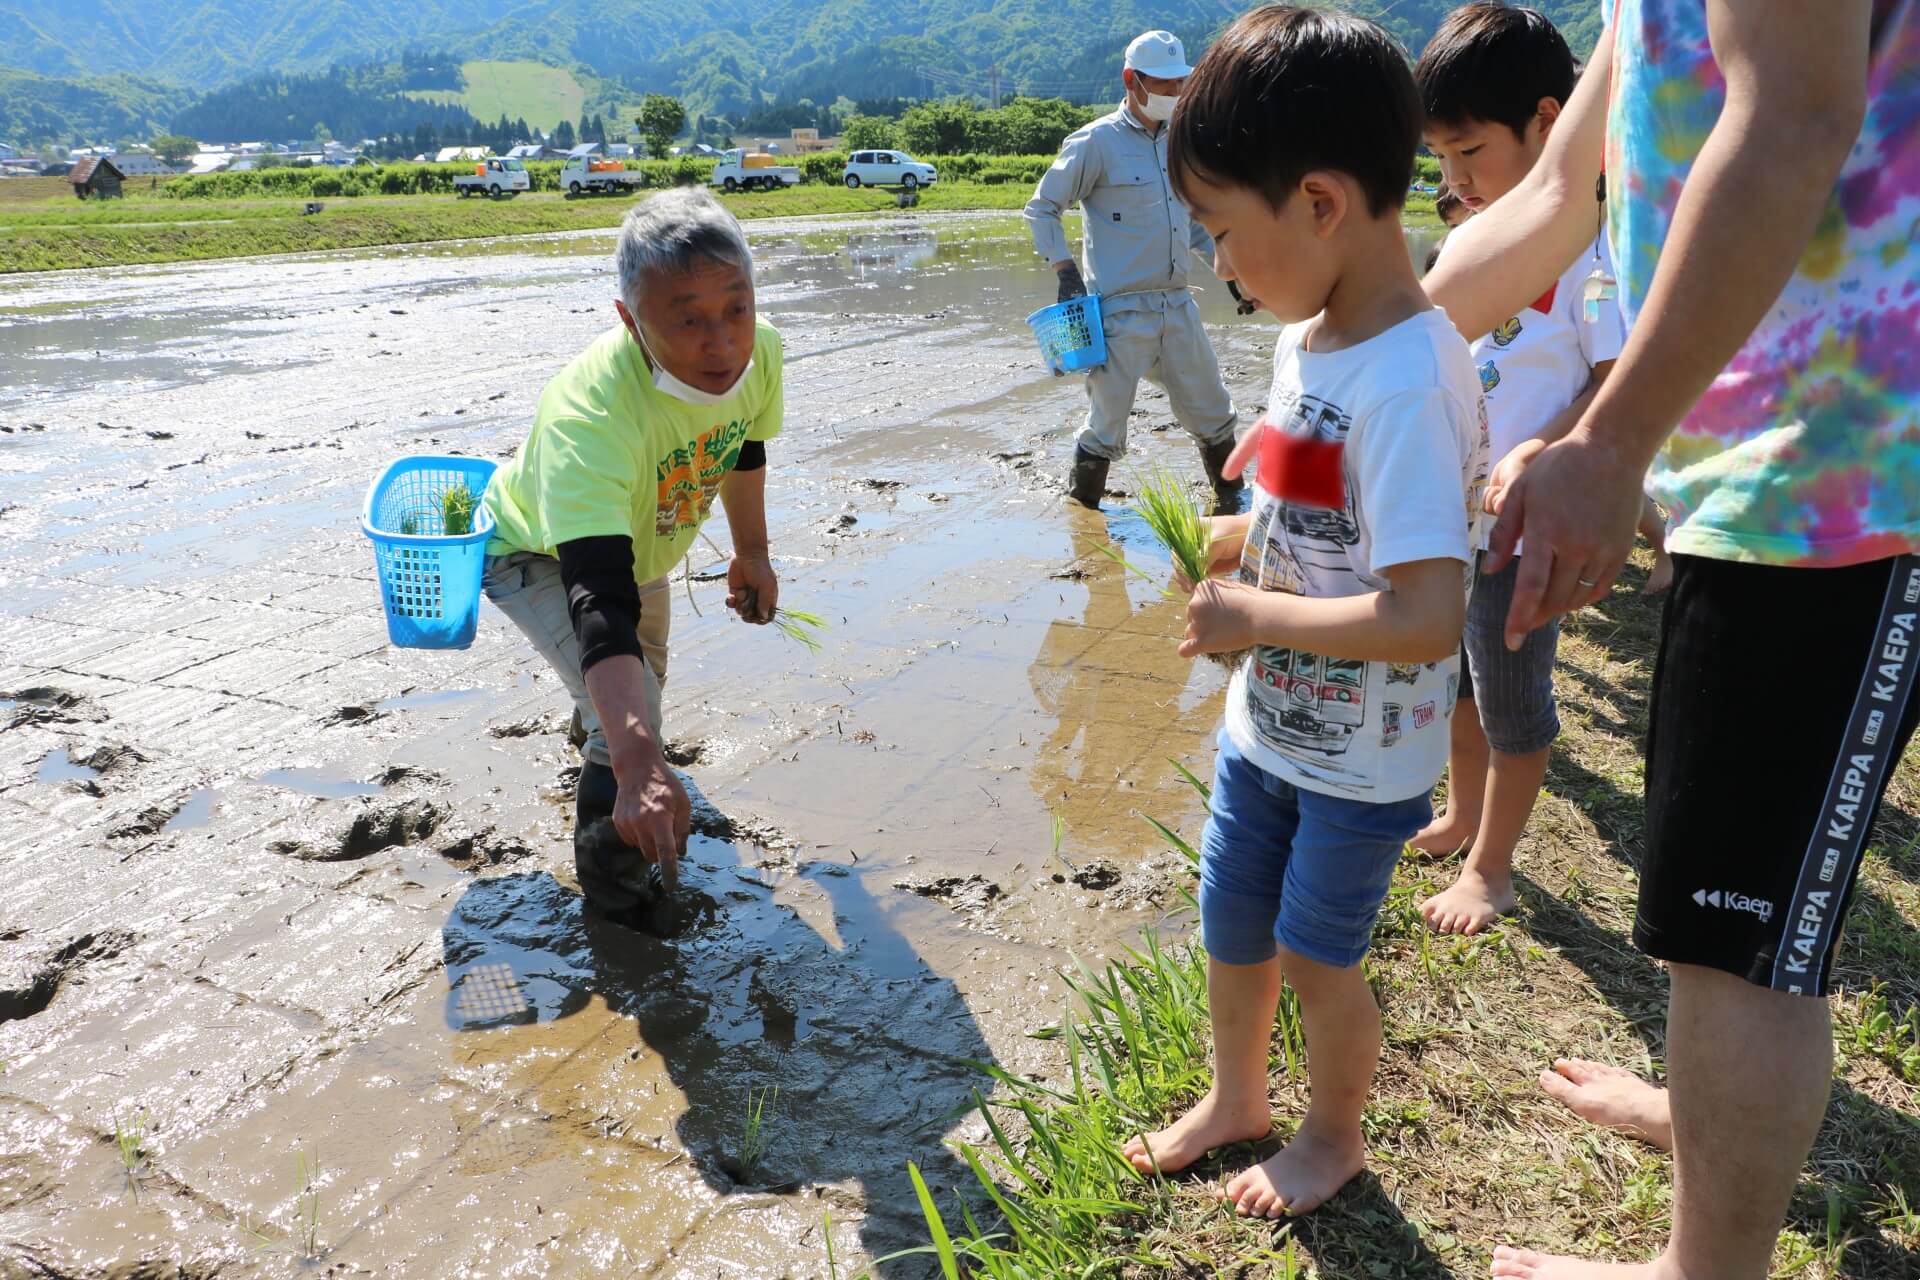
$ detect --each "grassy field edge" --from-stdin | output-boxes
[0,184,1439,275]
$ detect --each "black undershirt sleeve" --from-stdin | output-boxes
[557,536,644,676]
[735,439,766,472]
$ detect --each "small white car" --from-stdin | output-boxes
[843,150,938,191]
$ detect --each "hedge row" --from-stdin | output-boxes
[159,157,720,199]
[160,151,1437,201]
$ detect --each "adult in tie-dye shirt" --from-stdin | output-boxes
[1608,0,1920,566]
[1422,5,1919,1280]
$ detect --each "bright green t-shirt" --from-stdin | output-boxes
[484,317,783,583]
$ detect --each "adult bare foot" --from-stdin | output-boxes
[1409,808,1478,856]
[1121,1087,1271,1175]
[1218,1126,1364,1218]
[1491,1245,1665,1278]
[1537,1059,1673,1151]
[1421,867,1517,935]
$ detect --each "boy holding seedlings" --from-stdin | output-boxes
[1120,6,1487,1216]
[1408,4,1637,935]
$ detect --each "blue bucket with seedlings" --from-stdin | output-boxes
[1025,293,1107,374]
[361,455,498,650]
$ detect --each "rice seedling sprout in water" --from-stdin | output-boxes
[113,1107,147,1197]
[295,1148,323,1259]
[740,1083,779,1181]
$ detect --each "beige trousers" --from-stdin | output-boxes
[482,552,671,766]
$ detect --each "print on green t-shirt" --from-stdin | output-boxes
[483,316,784,585]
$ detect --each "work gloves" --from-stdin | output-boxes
[1056,262,1088,304]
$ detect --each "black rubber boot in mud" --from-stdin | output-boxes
[573,760,670,933]
[1200,435,1245,517]
[1066,446,1111,511]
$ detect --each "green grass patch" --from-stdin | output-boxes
[406,59,587,131]
[0,183,1037,273]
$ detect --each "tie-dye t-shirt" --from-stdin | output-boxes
[1605,0,1920,567]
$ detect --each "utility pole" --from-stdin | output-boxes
[988,64,1001,109]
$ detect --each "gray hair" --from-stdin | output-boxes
[615,186,754,312]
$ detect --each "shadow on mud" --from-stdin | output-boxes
[439,774,992,1275]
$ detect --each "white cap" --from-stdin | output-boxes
[1124,30,1193,80]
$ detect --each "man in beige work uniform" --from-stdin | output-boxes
[1024,29,1241,513]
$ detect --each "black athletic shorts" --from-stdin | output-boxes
[1635,552,1920,997]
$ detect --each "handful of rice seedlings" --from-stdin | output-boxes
[772,606,828,652]
[1134,463,1216,586]
[1102,464,1249,671]
[441,484,479,536]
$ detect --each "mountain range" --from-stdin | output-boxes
[0,2,1604,144]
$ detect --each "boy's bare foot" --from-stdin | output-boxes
[1491,1246,1666,1278]
[1537,1059,1673,1151]
[1421,867,1517,935]
[1409,809,1478,856]
[1121,1087,1271,1175]
[1642,552,1674,595]
[1218,1126,1363,1218]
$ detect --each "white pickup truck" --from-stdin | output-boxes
[709,148,801,192]
[453,157,529,198]
[562,156,647,196]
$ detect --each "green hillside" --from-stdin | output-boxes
[0,2,1608,146]
[0,66,189,147]
[405,59,588,131]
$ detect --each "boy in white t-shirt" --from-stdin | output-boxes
[1117,8,1488,1218]
[1410,4,1655,935]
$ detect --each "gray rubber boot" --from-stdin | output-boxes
[573,760,663,923]
[1199,435,1245,516]
[1066,446,1111,511]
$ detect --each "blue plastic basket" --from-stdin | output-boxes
[361,455,499,650]
[1025,293,1107,374]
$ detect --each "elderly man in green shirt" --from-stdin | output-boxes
[482,186,783,926]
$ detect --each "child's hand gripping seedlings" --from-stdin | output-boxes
[1101,463,1253,670]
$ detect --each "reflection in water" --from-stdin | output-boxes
[1027,510,1226,855]
[439,774,994,1273]
[843,230,941,276]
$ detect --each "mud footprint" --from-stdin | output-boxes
[268,797,448,863]
[3,686,106,731]
[0,929,136,1024]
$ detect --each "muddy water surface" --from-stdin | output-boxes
[0,214,1434,1277]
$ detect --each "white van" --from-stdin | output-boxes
[842,150,938,190]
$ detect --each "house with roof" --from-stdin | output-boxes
[67,156,124,198]
[110,151,181,177]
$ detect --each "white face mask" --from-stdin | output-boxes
[1140,92,1179,124]
[634,325,752,406]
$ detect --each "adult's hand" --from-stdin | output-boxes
[1056,261,1088,303]
[1485,426,1648,651]
[726,551,778,623]
[610,747,690,892]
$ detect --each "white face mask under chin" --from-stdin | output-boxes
[1139,92,1178,124]
[635,327,752,406]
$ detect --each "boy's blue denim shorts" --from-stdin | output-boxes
[1199,732,1430,969]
